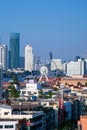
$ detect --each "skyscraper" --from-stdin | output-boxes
[67,59,86,76]
[0,64,2,98]
[25,45,33,71]
[0,45,7,71]
[10,33,20,69]
[49,52,53,62]
[51,59,63,71]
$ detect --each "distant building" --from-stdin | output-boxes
[25,45,33,71]
[0,64,2,98]
[20,56,25,68]
[67,59,86,76]
[0,45,7,71]
[62,62,67,74]
[48,52,53,63]
[51,59,62,71]
[10,33,20,69]
[75,56,80,61]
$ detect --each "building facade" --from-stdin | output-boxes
[0,45,7,71]
[25,45,33,71]
[0,104,44,130]
[0,120,18,130]
[67,59,86,76]
[51,59,62,71]
[0,64,2,98]
[10,33,20,69]
[78,116,87,130]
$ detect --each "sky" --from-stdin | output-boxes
[0,0,87,61]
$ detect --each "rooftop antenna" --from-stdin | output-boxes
[83,53,87,59]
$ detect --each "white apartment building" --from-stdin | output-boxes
[0,120,18,130]
[0,104,44,130]
[20,80,42,98]
[62,62,67,73]
[25,45,33,71]
[0,45,7,71]
[51,59,62,71]
[0,64,2,98]
[67,59,86,76]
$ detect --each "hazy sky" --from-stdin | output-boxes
[0,0,87,61]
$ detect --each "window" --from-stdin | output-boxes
[0,125,3,128]
[22,91,26,94]
[4,112,9,115]
[4,125,13,128]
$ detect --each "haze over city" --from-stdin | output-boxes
[0,0,87,60]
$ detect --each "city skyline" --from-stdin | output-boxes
[0,0,87,60]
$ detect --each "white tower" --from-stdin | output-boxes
[25,45,33,71]
[0,64,2,98]
[0,45,7,71]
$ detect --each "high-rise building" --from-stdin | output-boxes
[48,52,53,62]
[20,56,25,68]
[25,45,33,71]
[0,45,7,71]
[0,64,2,98]
[51,59,63,71]
[10,33,20,69]
[67,59,86,76]
[75,56,80,61]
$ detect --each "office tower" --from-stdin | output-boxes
[0,64,2,98]
[75,56,80,61]
[8,50,11,69]
[10,33,20,69]
[20,56,25,68]
[67,59,86,76]
[51,59,63,71]
[0,45,7,71]
[25,45,33,71]
[62,62,67,73]
[48,52,53,62]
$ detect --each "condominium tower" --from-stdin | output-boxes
[67,59,86,76]
[25,45,33,71]
[51,59,63,71]
[0,64,2,98]
[0,45,7,71]
[10,33,20,69]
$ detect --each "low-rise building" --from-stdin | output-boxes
[0,119,18,130]
[78,116,87,130]
[0,104,44,130]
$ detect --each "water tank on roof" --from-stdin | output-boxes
[31,96,37,101]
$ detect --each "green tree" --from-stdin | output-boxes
[12,75,20,85]
[53,87,58,91]
[85,82,87,86]
[47,91,52,98]
[8,82,20,99]
[77,82,81,86]
[38,90,44,98]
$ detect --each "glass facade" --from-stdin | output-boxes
[10,33,20,69]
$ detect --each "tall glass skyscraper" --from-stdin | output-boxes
[10,33,20,69]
